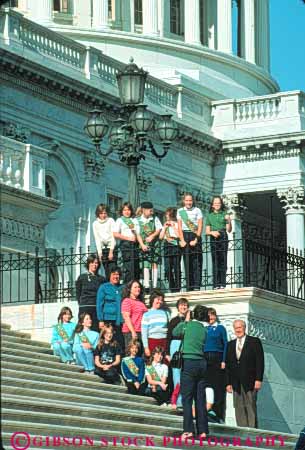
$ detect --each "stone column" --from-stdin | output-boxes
[217,0,232,53]
[223,194,246,288]
[205,0,217,49]
[240,0,256,64]
[92,0,110,30]
[255,0,270,71]
[277,186,305,299]
[277,186,305,253]
[184,0,201,45]
[27,0,53,25]
[74,217,89,278]
[143,0,159,36]
[121,0,133,32]
[73,0,91,28]
[113,0,122,29]
[158,0,170,38]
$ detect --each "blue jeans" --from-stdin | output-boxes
[181,358,209,435]
[170,339,182,407]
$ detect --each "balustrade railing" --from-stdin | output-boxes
[1,238,304,305]
[1,9,214,121]
[0,136,47,195]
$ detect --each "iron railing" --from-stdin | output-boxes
[1,238,304,304]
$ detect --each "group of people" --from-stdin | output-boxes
[92,193,232,293]
[52,268,264,438]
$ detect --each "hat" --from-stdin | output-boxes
[141,201,153,209]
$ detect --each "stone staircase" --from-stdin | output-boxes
[1,323,298,450]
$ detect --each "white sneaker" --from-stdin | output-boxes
[160,403,169,408]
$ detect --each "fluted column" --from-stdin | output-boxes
[143,0,159,36]
[277,187,305,252]
[158,0,170,38]
[92,0,109,30]
[27,0,52,25]
[121,0,133,32]
[256,0,270,71]
[73,0,91,27]
[184,0,201,45]
[205,0,217,49]
[217,0,232,53]
[240,0,256,64]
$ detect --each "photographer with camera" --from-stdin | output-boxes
[172,304,209,439]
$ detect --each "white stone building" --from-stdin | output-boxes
[0,0,305,434]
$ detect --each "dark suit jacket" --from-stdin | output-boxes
[226,335,264,393]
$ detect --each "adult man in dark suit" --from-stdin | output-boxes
[226,319,264,428]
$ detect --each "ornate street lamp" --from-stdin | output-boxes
[84,57,178,206]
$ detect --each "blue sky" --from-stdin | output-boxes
[270,0,305,92]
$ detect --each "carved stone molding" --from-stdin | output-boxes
[83,154,105,182]
[277,186,305,213]
[2,121,30,143]
[248,315,305,353]
[1,217,44,244]
[222,193,247,219]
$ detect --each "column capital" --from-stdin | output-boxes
[223,193,247,219]
[277,186,305,213]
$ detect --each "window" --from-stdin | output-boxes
[170,0,182,35]
[53,0,69,13]
[134,0,143,25]
[107,194,123,219]
[45,176,58,200]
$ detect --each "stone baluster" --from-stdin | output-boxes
[27,0,53,25]
[184,0,201,45]
[223,194,247,288]
[217,0,232,53]
[143,0,159,36]
[92,0,110,30]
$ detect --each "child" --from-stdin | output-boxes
[121,340,146,395]
[136,201,162,291]
[178,192,203,291]
[113,202,140,283]
[73,312,99,374]
[145,346,169,406]
[51,306,76,364]
[159,207,181,293]
[92,203,117,280]
[94,325,121,384]
[205,196,232,289]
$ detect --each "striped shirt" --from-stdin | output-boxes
[121,297,148,333]
[141,308,170,348]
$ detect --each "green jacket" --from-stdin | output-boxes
[172,320,207,360]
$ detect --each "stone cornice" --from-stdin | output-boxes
[1,184,61,212]
[219,132,305,164]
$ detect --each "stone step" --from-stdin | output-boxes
[2,372,155,405]
[2,419,295,450]
[2,408,179,436]
[1,328,33,339]
[2,394,179,428]
[1,333,51,348]
[2,345,61,362]
[1,394,296,447]
[2,353,83,373]
[2,385,171,415]
[1,338,54,354]
[0,323,11,330]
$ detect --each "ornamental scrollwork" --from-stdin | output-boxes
[277,186,305,212]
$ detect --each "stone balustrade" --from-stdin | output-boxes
[212,91,305,139]
[0,136,47,196]
[0,8,210,127]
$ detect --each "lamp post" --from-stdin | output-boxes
[84,57,178,207]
